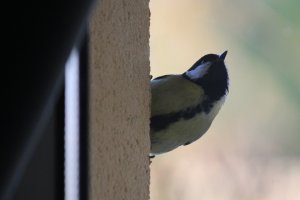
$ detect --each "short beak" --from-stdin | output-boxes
[219,50,228,60]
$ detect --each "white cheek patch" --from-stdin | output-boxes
[186,62,211,80]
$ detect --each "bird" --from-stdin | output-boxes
[150,51,229,157]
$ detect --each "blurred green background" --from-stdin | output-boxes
[150,0,300,199]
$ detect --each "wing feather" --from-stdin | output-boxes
[151,75,204,116]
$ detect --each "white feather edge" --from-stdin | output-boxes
[185,62,212,80]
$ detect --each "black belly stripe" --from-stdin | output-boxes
[150,99,213,132]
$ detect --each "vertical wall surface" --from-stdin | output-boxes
[89,0,150,199]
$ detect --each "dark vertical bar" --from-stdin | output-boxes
[1,0,94,198]
[78,29,89,200]
[55,88,65,200]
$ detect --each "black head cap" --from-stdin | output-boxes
[183,51,229,101]
[187,51,227,71]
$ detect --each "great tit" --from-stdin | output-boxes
[150,51,229,157]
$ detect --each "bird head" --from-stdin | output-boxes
[183,51,229,101]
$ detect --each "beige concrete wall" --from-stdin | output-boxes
[89,0,150,199]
